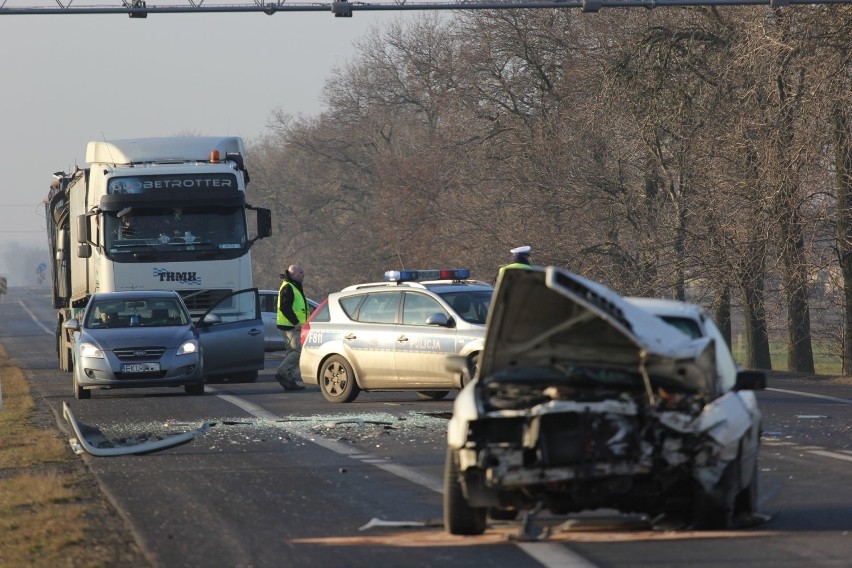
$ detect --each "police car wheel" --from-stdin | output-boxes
[417,391,449,401]
[319,355,360,403]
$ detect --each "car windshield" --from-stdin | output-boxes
[438,290,492,324]
[86,298,189,328]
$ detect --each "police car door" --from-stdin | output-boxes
[394,291,457,387]
[344,291,401,388]
[195,288,265,378]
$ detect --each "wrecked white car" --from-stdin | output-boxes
[444,266,765,535]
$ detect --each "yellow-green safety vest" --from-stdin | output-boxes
[276,281,308,327]
[498,262,532,277]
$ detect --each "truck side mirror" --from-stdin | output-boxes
[76,214,89,244]
[246,205,272,245]
[77,243,92,258]
[257,208,272,238]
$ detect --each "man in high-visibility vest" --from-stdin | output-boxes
[275,264,308,391]
[496,245,533,282]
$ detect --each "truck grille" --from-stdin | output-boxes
[114,347,167,361]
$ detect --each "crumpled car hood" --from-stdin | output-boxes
[480,266,717,394]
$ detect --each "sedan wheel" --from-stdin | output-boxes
[73,367,90,400]
[319,355,360,403]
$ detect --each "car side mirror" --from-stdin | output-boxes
[426,312,452,327]
[63,319,80,332]
[734,369,767,391]
[201,313,223,326]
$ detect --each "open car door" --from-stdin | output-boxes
[196,288,264,380]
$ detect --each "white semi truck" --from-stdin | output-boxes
[45,137,272,376]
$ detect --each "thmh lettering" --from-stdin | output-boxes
[152,268,202,285]
[158,271,197,282]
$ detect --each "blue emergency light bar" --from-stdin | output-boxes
[384,269,471,282]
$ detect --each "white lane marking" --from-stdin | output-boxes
[18,300,55,336]
[211,387,598,568]
[762,438,852,465]
[768,387,852,405]
[516,543,599,568]
[807,450,852,463]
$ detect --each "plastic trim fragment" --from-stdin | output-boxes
[63,401,210,456]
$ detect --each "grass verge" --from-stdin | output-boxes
[0,345,146,567]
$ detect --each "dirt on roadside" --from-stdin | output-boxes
[1,353,152,568]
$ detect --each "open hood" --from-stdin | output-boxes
[480,266,718,394]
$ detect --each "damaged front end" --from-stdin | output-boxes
[445,267,762,534]
[456,375,754,522]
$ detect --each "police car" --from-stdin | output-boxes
[299,269,493,403]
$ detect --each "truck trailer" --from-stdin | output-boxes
[45,137,272,375]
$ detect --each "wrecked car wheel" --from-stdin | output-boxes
[443,449,486,535]
[734,456,759,522]
[417,391,449,401]
[693,459,738,530]
[319,355,360,403]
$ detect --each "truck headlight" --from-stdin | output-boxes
[80,343,104,359]
[177,340,198,356]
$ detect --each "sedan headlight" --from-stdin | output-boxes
[80,342,104,359]
[177,340,199,356]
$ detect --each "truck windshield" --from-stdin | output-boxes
[105,206,246,256]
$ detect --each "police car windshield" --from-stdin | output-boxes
[438,290,492,325]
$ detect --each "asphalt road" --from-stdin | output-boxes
[2,286,852,568]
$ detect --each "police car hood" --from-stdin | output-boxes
[480,266,717,393]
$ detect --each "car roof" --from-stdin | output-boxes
[338,280,492,294]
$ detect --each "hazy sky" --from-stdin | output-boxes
[0,8,407,257]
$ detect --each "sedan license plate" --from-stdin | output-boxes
[122,362,160,373]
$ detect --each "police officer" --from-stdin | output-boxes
[275,264,308,391]
[505,245,532,269]
[496,245,533,282]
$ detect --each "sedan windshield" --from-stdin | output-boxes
[86,298,189,328]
